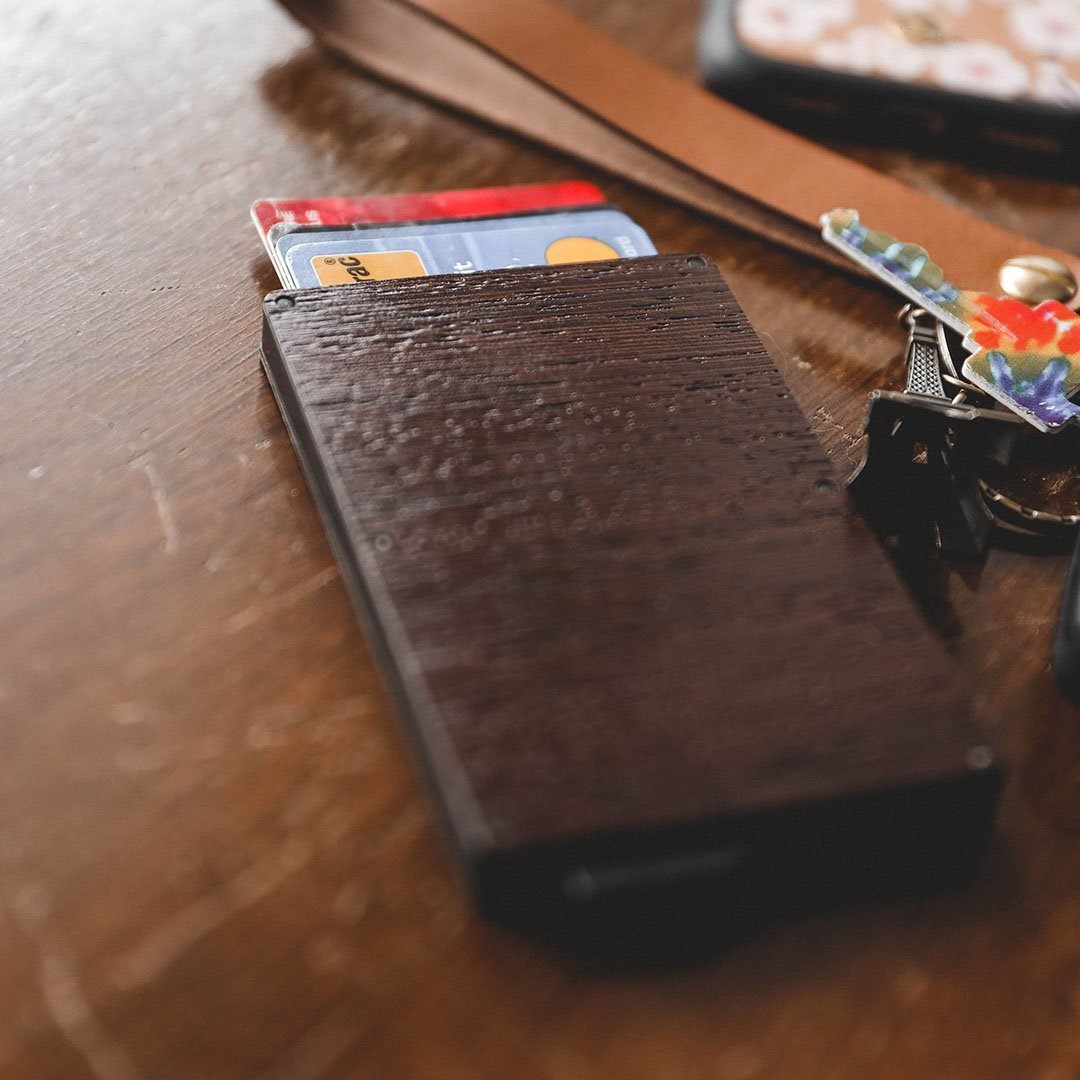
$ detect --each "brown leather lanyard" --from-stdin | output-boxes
[277,0,1080,298]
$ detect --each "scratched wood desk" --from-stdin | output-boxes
[3,1,1080,1077]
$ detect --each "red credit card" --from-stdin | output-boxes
[252,181,606,275]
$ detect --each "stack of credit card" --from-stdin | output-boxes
[252,181,657,289]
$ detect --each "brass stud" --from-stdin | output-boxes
[998,255,1078,305]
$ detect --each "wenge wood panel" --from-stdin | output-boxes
[261,256,999,909]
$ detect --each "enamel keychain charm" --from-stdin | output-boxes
[823,210,1080,430]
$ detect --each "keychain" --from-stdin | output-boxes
[822,209,1080,556]
[822,209,1080,698]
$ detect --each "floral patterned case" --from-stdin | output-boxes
[699,0,1079,166]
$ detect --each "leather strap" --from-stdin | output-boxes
[277,0,1080,297]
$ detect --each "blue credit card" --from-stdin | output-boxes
[277,208,657,288]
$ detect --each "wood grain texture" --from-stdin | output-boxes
[261,256,999,917]
[3,0,1080,1076]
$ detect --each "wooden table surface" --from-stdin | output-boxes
[4,1,1080,1076]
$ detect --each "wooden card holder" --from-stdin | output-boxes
[260,255,1002,929]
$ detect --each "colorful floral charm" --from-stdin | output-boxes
[966,295,1080,427]
[821,208,1080,430]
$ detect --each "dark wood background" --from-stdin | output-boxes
[3,1,1080,1076]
